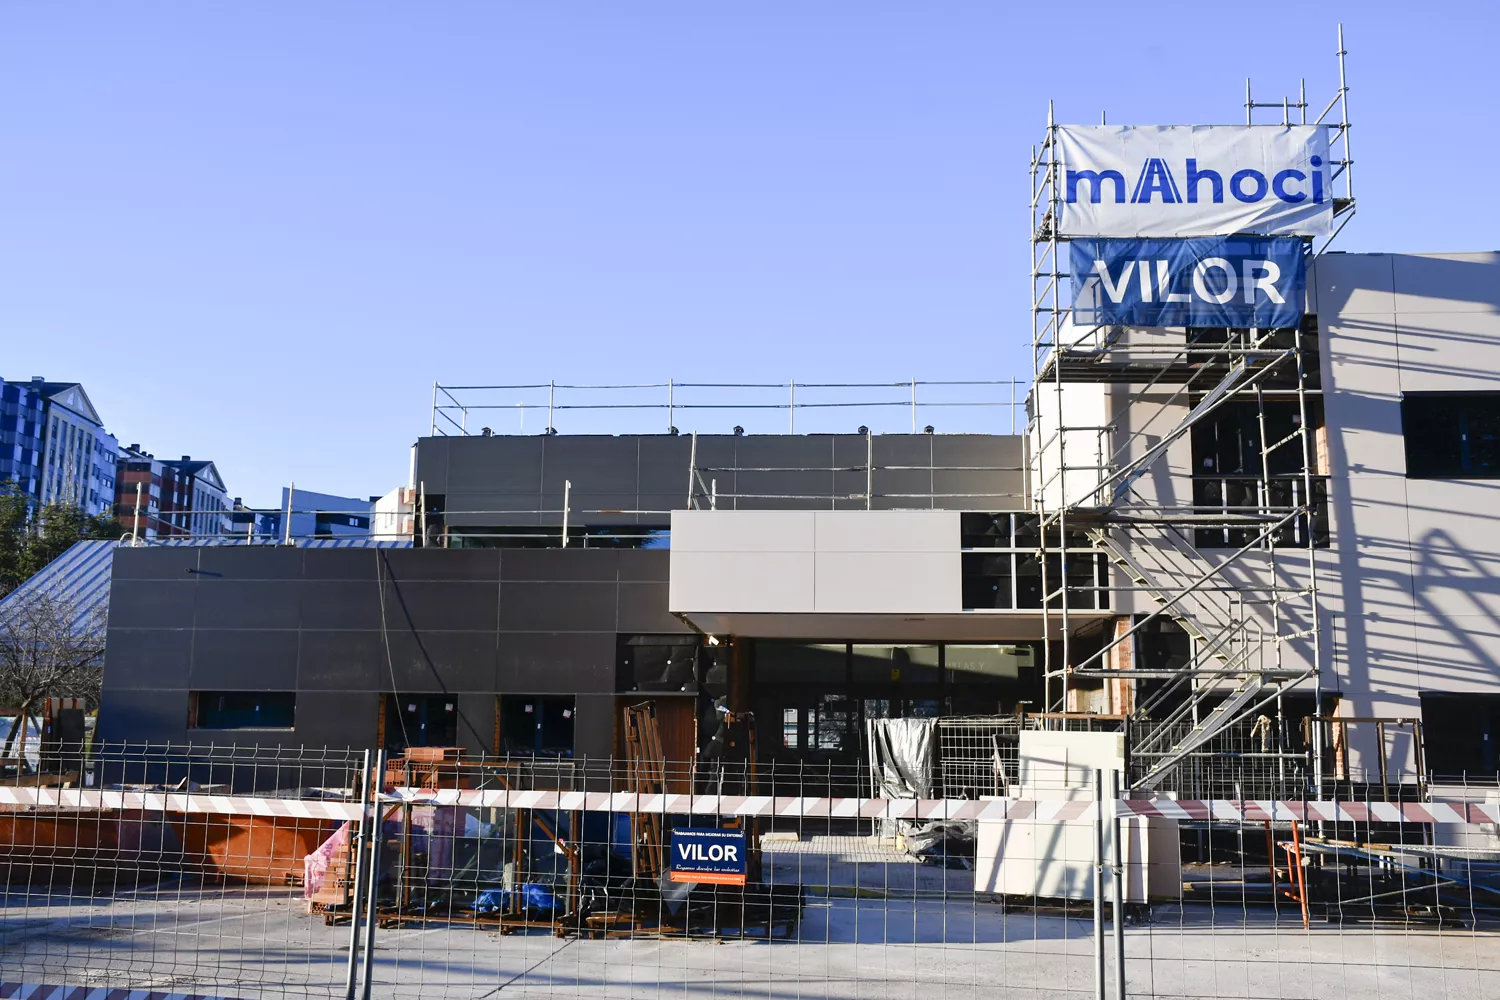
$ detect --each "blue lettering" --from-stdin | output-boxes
[1229,169,1268,203]
[1067,169,1125,204]
[1130,158,1181,204]
[1271,169,1307,203]
[1310,156,1325,204]
[1185,159,1223,204]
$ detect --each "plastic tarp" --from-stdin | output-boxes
[303,822,350,900]
[866,718,936,839]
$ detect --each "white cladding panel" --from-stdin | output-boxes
[669,510,960,616]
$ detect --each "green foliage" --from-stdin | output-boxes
[0,480,123,598]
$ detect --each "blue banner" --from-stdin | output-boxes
[1070,236,1305,328]
[669,827,748,885]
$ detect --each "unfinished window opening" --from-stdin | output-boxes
[1402,392,1500,479]
[191,692,295,730]
[498,695,576,756]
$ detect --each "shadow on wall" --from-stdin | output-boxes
[1319,253,1500,773]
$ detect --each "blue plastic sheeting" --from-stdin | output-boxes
[0,539,117,635]
[473,884,560,914]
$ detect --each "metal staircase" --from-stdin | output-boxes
[1081,521,1314,790]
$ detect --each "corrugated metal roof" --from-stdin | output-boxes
[0,539,118,634]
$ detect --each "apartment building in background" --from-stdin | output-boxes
[0,376,117,518]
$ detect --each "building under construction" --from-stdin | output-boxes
[95,34,1500,808]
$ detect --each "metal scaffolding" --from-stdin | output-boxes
[1027,27,1355,791]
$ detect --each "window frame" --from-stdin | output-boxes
[1401,391,1500,480]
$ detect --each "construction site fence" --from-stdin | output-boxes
[4,744,1500,1000]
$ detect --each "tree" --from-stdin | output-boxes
[0,589,105,763]
[0,480,123,597]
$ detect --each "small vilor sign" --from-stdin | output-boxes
[669,827,747,885]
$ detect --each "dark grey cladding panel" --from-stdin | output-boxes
[190,629,299,690]
[381,630,498,691]
[455,692,495,754]
[414,436,451,493]
[298,631,387,690]
[110,580,197,629]
[446,495,544,528]
[295,691,381,749]
[499,582,617,632]
[618,551,670,583]
[540,436,640,495]
[734,434,837,468]
[636,434,695,493]
[449,435,544,493]
[501,549,620,583]
[566,493,649,526]
[379,548,501,582]
[103,628,192,689]
[932,435,1027,511]
[300,548,383,581]
[195,580,300,631]
[196,546,304,580]
[298,580,385,631]
[383,580,500,632]
[111,546,202,580]
[498,632,615,693]
[832,434,872,505]
[617,583,683,634]
[637,494,689,519]
[573,692,617,760]
[420,431,1026,515]
[97,688,190,744]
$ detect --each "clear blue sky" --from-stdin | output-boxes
[2,3,1495,506]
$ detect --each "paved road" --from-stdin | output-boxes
[4,883,1499,999]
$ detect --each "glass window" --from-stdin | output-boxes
[756,641,847,684]
[193,692,295,729]
[1403,393,1500,479]
[851,644,939,684]
[499,695,575,756]
[946,644,1034,682]
[617,635,701,693]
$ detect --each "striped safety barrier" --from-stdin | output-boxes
[2,785,1496,825]
[0,985,240,1000]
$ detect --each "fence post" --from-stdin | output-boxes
[344,749,373,1000]
[1094,767,1106,1000]
[1111,768,1126,1000]
[360,750,388,1000]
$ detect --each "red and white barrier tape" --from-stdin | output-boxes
[3,785,1496,825]
[0,984,239,1000]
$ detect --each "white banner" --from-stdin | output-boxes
[1054,125,1333,238]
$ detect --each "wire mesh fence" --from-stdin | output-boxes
[3,743,1499,999]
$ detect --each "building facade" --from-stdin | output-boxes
[249,487,375,542]
[95,252,1500,791]
[0,377,117,518]
[156,457,231,539]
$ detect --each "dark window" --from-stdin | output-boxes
[499,695,575,755]
[1191,398,1329,548]
[384,695,459,752]
[583,526,670,549]
[1421,693,1500,778]
[1403,393,1500,479]
[192,692,295,729]
[617,635,702,693]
